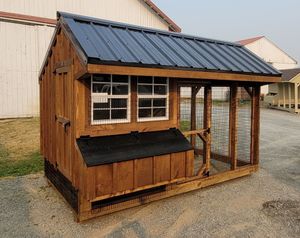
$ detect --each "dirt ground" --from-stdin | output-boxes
[0,108,299,238]
[0,118,40,160]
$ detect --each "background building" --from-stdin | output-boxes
[0,0,180,118]
[237,36,298,95]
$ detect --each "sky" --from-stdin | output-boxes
[153,0,300,64]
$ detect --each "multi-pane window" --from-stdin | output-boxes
[137,76,169,121]
[91,74,130,124]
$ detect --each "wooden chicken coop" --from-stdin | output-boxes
[39,12,281,221]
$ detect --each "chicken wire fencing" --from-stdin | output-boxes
[179,85,252,175]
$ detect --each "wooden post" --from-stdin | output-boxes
[203,86,212,174]
[190,86,201,147]
[250,86,261,165]
[229,85,238,170]
[295,83,299,113]
[288,83,292,109]
[277,84,281,107]
[283,83,286,108]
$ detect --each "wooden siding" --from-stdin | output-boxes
[81,151,194,201]
[40,27,85,181]
[75,77,179,138]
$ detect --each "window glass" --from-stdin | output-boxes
[138,85,152,95]
[91,75,130,124]
[93,74,110,82]
[137,77,168,121]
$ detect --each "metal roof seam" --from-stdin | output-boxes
[109,27,141,63]
[229,47,266,73]
[127,30,160,64]
[90,23,120,61]
[240,48,277,74]
[222,46,258,73]
[197,42,232,71]
[183,39,220,70]
[157,35,195,67]
[171,37,207,69]
[141,31,177,66]
[209,44,245,72]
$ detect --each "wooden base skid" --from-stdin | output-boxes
[77,165,258,222]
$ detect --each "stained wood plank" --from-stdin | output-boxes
[134,157,153,187]
[113,161,134,192]
[95,164,113,196]
[171,152,186,180]
[185,150,194,177]
[154,155,171,183]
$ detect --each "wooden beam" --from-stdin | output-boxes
[229,85,238,170]
[203,86,212,174]
[250,86,261,165]
[87,64,281,83]
[183,129,208,137]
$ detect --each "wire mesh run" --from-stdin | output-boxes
[237,87,251,165]
[210,87,231,174]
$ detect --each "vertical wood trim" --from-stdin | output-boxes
[131,77,137,123]
[203,86,212,173]
[250,86,261,165]
[229,85,238,170]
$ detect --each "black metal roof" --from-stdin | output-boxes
[77,129,192,167]
[58,12,280,76]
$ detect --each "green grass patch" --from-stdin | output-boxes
[0,150,43,177]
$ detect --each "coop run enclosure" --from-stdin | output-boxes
[39,12,281,221]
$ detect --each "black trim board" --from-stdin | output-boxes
[44,160,78,213]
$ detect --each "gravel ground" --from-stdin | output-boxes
[0,108,299,238]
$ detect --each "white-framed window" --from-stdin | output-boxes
[137,76,169,122]
[91,74,130,125]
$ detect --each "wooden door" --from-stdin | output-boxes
[55,71,72,179]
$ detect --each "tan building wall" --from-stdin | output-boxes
[243,37,298,95]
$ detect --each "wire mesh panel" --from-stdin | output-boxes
[210,87,231,174]
[237,87,251,166]
[179,86,204,175]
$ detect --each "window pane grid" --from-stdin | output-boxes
[137,76,169,121]
[92,74,130,124]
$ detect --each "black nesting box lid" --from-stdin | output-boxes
[76,128,192,167]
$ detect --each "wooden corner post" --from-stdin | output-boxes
[203,86,212,174]
[229,85,238,170]
[251,86,261,165]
